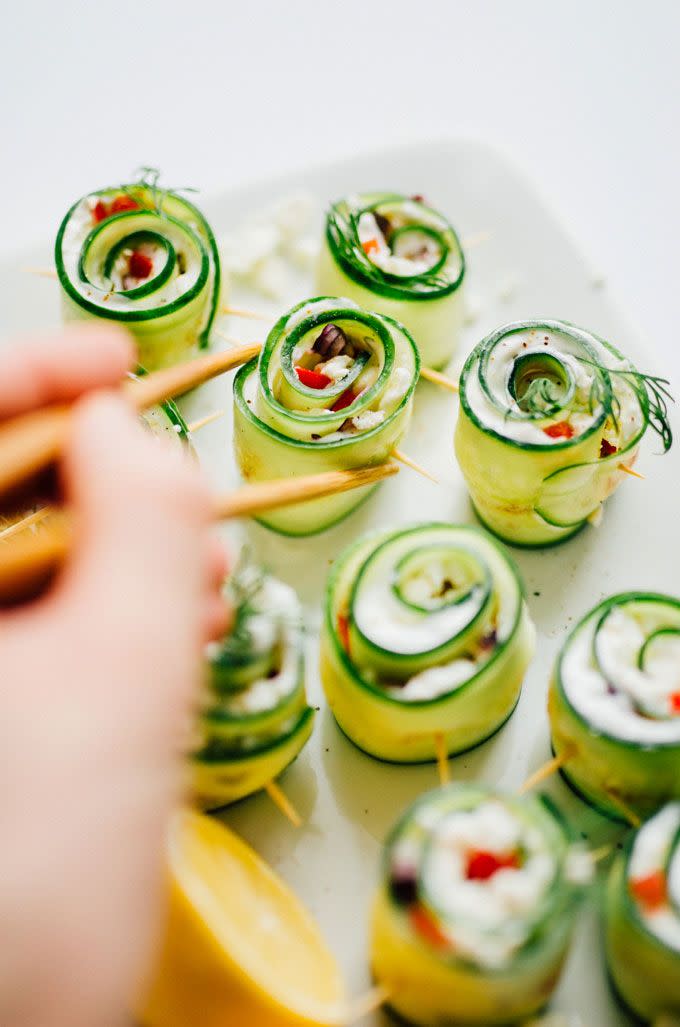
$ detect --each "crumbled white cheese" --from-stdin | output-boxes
[351,410,385,432]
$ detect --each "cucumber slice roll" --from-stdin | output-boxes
[320,523,535,762]
[191,564,313,809]
[55,169,221,370]
[317,193,465,369]
[605,804,680,1022]
[455,320,673,547]
[233,296,419,535]
[371,783,591,1026]
[549,593,680,822]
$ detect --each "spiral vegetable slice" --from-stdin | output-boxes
[317,193,465,369]
[55,170,221,370]
[233,296,419,535]
[549,593,680,822]
[605,804,680,1022]
[320,523,535,762]
[455,320,672,546]
[371,784,590,1026]
[191,565,313,809]
[140,810,346,1027]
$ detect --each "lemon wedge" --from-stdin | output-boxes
[140,809,347,1027]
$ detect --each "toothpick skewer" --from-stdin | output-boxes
[604,791,641,829]
[518,749,573,794]
[391,449,439,483]
[620,464,645,480]
[20,266,58,279]
[434,732,450,786]
[264,780,302,828]
[220,305,270,322]
[187,410,225,434]
[461,230,492,249]
[419,366,459,393]
[0,507,50,541]
[0,463,399,605]
[590,843,614,863]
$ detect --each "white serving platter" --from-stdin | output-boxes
[2,140,678,1026]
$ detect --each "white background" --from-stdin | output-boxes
[1,0,678,355]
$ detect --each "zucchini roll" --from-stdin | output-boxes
[605,804,680,1023]
[317,193,465,369]
[455,320,672,547]
[55,170,221,370]
[320,523,535,762]
[233,296,419,536]
[549,593,680,822]
[371,784,591,1026]
[191,565,314,809]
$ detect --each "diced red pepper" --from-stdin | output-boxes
[543,420,575,439]
[466,850,520,881]
[295,366,332,389]
[362,238,379,256]
[600,438,618,458]
[630,870,667,910]
[128,251,153,280]
[110,194,139,214]
[671,691,680,714]
[91,194,140,224]
[337,614,350,654]
[331,388,356,412]
[409,905,451,950]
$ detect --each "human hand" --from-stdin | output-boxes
[0,326,229,1027]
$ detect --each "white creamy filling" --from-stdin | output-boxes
[422,802,556,967]
[358,212,439,277]
[465,328,643,446]
[629,804,680,951]
[562,609,680,744]
[61,196,200,312]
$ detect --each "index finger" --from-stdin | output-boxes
[0,325,134,420]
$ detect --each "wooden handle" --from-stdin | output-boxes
[0,463,398,604]
[0,343,261,498]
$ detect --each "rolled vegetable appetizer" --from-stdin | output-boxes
[371,784,591,1026]
[549,593,680,823]
[320,523,535,762]
[605,803,680,1023]
[455,319,673,546]
[191,564,314,809]
[316,193,465,369]
[55,169,221,370]
[233,296,419,535]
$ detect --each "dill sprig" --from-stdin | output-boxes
[219,557,267,663]
[580,358,673,452]
[517,376,564,416]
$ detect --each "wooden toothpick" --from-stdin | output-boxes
[187,410,225,434]
[265,779,302,828]
[391,449,439,483]
[620,464,645,480]
[220,305,270,322]
[519,749,573,794]
[0,507,50,541]
[21,266,57,279]
[434,732,450,786]
[461,230,492,249]
[419,366,459,393]
[604,791,641,829]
